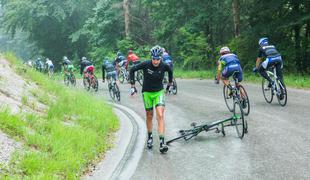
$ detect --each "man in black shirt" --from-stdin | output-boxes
[254,37,283,87]
[80,57,93,76]
[130,45,173,153]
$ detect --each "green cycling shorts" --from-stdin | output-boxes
[67,64,74,71]
[142,90,165,111]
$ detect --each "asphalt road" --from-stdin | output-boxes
[95,78,310,180]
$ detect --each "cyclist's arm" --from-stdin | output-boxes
[256,49,264,68]
[129,61,145,85]
[217,60,222,80]
[256,58,262,69]
[125,56,131,69]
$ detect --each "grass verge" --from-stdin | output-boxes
[174,69,310,89]
[0,52,119,179]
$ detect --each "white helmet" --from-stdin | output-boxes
[220,46,230,54]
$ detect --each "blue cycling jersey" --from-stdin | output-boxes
[219,53,240,66]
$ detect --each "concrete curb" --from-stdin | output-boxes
[85,103,146,180]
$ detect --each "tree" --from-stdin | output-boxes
[1,0,96,66]
[232,0,241,37]
[123,0,130,38]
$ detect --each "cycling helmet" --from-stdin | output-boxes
[128,49,133,54]
[116,51,122,57]
[82,57,87,61]
[151,45,163,59]
[104,57,109,64]
[259,37,269,46]
[219,46,231,55]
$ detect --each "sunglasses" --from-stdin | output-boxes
[152,57,162,61]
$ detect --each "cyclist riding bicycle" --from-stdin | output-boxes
[216,46,246,107]
[102,57,118,83]
[253,37,284,89]
[129,45,173,154]
[80,57,94,77]
[114,51,126,73]
[35,57,44,71]
[125,49,140,70]
[62,56,74,74]
[162,48,173,70]
[45,58,54,75]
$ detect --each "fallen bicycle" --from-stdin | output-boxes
[166,114,247,145]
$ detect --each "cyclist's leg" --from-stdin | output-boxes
[221,66,232,88]
[143,92,154,148]
[258,59,273,84]
[112,71,119,85]
[275,60,284,84]
[154,90,165,135]
[153,90,168,152]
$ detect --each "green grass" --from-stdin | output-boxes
[174,69,310,89]
[0,52,119,179]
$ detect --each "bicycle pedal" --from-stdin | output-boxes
[215,128,220,133]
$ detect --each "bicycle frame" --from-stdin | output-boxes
[266,68,281,95]
[166,115,242,145]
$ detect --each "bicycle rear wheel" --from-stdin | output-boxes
[276,80,287,106]
[233,99,245,139]
[262,78,273,103]
[71,74,76,86]
[114,83,121,102]
[109,84,115,101]
[172,78,177,95]
[93,75,99,92]
[223,85,234,112]
[239,85,250,116]
[64,75,70,86]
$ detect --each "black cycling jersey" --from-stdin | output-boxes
[130,60,173,92]
[102,62,116,79]
[115,55,126,64]
[80,59,93,75]
[63,60,71,66]
[258,45,281,58]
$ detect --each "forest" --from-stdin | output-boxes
[1,0,309,74]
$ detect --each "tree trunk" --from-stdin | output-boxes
[123,0,130,38]
[292,1,302,73]
[232,0,240,37]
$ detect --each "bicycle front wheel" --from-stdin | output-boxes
[136,71,143,86]
[233,99,245,139]
[223,85,234,112]
[262,78,273,103]
[276,80,287,106]
[119,72,124,84]
[83,77,90,91]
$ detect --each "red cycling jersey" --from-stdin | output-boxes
[126,53,140,69]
